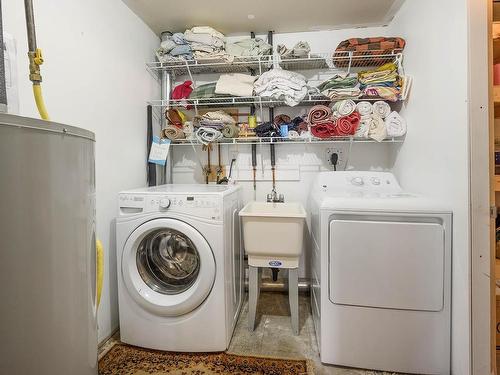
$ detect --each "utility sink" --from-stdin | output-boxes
[239,201,307,268]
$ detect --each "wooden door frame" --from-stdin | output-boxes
[469,0,495,374]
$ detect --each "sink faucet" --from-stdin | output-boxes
[267,189,284,203]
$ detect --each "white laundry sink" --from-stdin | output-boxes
[239,201,306,268]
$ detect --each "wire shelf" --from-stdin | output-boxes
[168,136,404,146]
[147,51,403,77]
[149,94,397,109]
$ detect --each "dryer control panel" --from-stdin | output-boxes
[118,193,222,221]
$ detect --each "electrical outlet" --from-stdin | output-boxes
[325,145,348,171]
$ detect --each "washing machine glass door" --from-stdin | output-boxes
[122,218,216,317]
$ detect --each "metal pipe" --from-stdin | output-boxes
[24,0,37,52]
[244,278,310,293]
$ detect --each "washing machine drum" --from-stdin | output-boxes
[122,218,216,317]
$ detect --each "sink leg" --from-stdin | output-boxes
[289,268,299,335]
[248,266,261,331]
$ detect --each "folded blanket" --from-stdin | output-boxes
[254,68,308,107]
[372,101,391,119]
[190,82,219,99]
[321,87,362,100]
[255,122,280,137]
[358,63,399,85]
[184,30,224,49]
[334,112,360,136]
[368,114,387,142]
[364,87,400,102]
[226,38,272,57]
[333,37,405,68]
[385,111,407,137]
[162,125,185,140]
[215,73,255,97]
[277,41,311,58]
[356,101,373,117]
[308,105,332,125]
[156,31,193,62]
[332,100,356,117]
[190,26,225,40]
[317,74,358,91]
[194,110,235,129]
[222,123,240,138]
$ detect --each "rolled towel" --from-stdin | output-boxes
[385,111,407,137]
[334,112,360,136]
[195,127,223,145]
[222,123,240,138]
[368,114,387,142]
[311,121,336,138]
[372,101,391,119]
[162,125,185,140]
[356,101,373,117]
[165,108,186,126]
[287,130,300,139]
[308,105,332,125]
[355,117,370,138]
[332,99,356,117]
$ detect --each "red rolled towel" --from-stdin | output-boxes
[308,105,333,125]
[311,121,337,138]
[333,112,360,136]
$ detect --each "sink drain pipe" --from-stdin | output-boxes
[244,278,310,293]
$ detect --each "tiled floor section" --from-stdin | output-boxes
[228,292,398,375]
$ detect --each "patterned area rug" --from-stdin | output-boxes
[99,343,311,375]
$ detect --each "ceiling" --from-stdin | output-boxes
[123,0,405,36]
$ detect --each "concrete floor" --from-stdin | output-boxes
[227,292,400,375]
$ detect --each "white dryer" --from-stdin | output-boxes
[308,172,451,374]
[116,184,243,352]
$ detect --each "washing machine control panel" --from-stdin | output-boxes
[119,193,222,220]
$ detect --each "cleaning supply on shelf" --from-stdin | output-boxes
[317,74,361,100]
[226,38,272,57]
[253,67,308,107]
[156,31,193,62]
[215,73,256,97]
[385,111,407,137]
[277,41,311,59]
[308,105,332,125]
[368,114,387,142]
[333,37,405,67]
[372,101,391,119]
[356,101,373,117]
[222,123,240,138]
[332,99,356,117]
[162,125,185,140]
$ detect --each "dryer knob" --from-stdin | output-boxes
[351,177,364,186]
[159,198,171,209]
[371,177,381,186]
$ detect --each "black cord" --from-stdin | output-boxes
[330,152,338,172]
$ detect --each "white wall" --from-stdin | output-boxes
[2,0,159,342]
[387,1,471,374]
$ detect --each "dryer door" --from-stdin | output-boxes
[122,218,216,317]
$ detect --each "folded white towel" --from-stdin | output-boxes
[215,73,255,97]
[356,101,373,117]
[190,26,225,40]
[385,111,407,137]
[332,99,356,117]
[372,101,391,119]
[368,114,387,142]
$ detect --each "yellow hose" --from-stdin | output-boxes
[32,84,49,120]
[96,239,104,309]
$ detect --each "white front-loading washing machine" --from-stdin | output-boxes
[308,172,452,375]
[116,184,243,352]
